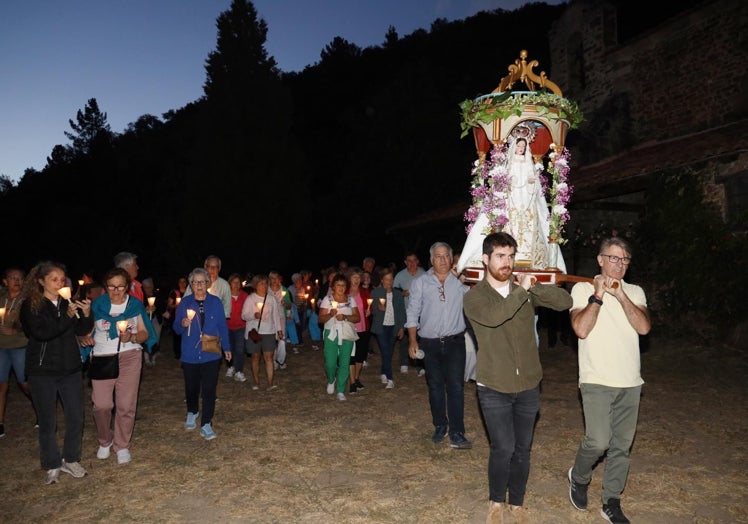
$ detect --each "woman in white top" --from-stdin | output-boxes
[241,275,284,391]
[90,267,156,465]
[318,273,360,401]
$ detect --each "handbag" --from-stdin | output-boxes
[247,328,262,343]
[248,296,267,343]
[200,334,222,354]
[89,354,119,379]
[89,334,121,381]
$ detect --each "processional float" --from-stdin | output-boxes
[456,50,590,286]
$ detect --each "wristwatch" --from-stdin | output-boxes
[588,294,603,306]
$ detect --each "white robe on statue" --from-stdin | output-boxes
[458,138,566,274]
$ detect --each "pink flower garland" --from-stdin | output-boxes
[465,142,574,244]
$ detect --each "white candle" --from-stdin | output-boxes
[331,301,338,309]
[58,287,79,318]
[175,297,181,306]
[0,307,5,325]
[379,298,385,306]
[186,309,196,336]
[366,298,373,306]
[257,301,264,309]
[147,297,155,319]
[116,320,128,334]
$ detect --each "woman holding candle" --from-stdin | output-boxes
[89,267,158,464]
[19,261,93,484]
[346,268,371,394]
[241,275,284,391]
[173,267,231,440]
[319,273,361,401]
[370,267,406,389]
[225,273,249,381]
[0,267,37,438]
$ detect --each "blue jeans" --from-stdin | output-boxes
[228,328,246,373]
[0,347,27,382]
[375,325,396,380]
[478,385,540,506]
[28,372,84,470]
[572,383,641,502]
[421,335,466,435]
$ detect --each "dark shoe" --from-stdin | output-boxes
[431,425,447,443]
[601,498,630,524]
[349,383,357,394]
[0,423,4,437]
[568,467,588,510]
[449,432,472,449]
[354,379,364,389]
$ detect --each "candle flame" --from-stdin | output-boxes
[116,320,128,333]
[186,309,196,320]
[58,287,72,301]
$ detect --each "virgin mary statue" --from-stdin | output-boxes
[457,130,566,274]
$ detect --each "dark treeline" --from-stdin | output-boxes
[0,0,567,287]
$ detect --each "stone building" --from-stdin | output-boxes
[548,0,747,271]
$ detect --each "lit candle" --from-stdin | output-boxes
[0,307,5,325]
[331,300,338,309]
[78,279,84,287]
[379,298,385,306]
[147,296,156,319]
[304,293,309,301]
[58,287,79,318]
[315,279,319,285]
[281,290,287,298]
[310,298,316,308]
[366,298,373,306]
[175,296,181,306]
[116,320,128,334]
[257,301,264,309]
[186,309,196,336]
[306,285,311,291]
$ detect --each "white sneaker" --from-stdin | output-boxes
[326,382,335,394]
[418,368,426,377]
[380,374,388,384]
[400,365,409,373]
[385,380,395,389]
[362,360,368,367]
[225,367,235,378]
[97,442,112,459]
[336,392,347,401]
[60,459,86,478]
[234,371,247,382]
[45,468,60,485]
[117,448,131,464]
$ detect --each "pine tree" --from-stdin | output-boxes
[64,98,112,155]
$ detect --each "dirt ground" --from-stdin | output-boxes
[1,327,746,523]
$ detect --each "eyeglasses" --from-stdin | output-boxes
[191,280,208,286]
[106,285,127,291]
[600,254,631,265]
[438,284,445,302]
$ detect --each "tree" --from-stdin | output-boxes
[64,98,112,155]
[203,0,278,101]
[0,174,13,194]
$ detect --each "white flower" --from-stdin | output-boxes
[552,204,567,215]
[556,182,568,190]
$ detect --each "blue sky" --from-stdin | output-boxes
[0,0,559,181]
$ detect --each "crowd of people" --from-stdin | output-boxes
[0,236,650,524]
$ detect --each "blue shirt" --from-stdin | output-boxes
[405,269,468,338]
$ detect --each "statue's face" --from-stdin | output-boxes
[516,139,527,155]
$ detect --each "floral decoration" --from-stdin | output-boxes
[546,145,573,244]
[465,141,574,245]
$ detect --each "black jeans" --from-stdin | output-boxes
[478,384,540,506]
[28,372,84,470]
[182,359,221,426]
[420,334,466,435]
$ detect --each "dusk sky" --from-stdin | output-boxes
[0,0,562,181]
